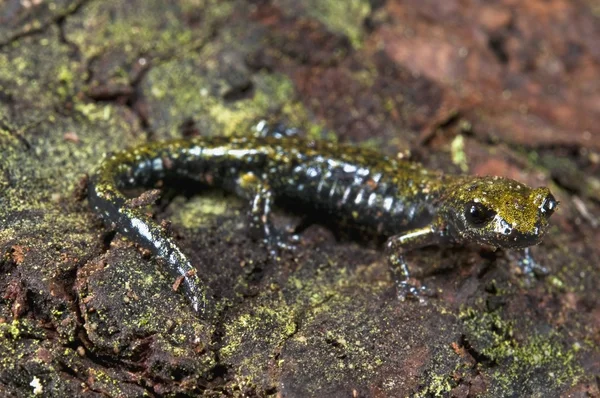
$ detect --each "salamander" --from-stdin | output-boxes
[88,123,557,313]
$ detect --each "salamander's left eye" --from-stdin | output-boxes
[465,201,496,227]
[541,194,558,217]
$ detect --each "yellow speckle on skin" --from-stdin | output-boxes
[238,172,260,189]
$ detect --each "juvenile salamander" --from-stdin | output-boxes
[88,125,557,313]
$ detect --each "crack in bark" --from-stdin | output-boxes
[0,0,90,50]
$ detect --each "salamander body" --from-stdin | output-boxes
[89,127,557,312]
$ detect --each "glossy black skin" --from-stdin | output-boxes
[88,127,557,312]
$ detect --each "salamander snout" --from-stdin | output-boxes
[497,215,547,249]
[447,178,557,249]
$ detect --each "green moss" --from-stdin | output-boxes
[547,275,566,290]
[168,193,241,229]
[302,0,371,48]
[450,134,469,172]
[206,73,289,136]
[0,0,593,395]
[220,299,298,360]
[416,372,456,397]
[0,27,77,114]
[0,319,46,341]
[217,257,393,388]
[65,0,233,67]
[145,57,306,139]
[73,103,114,122]
[0,27,145,212]
[1,320,22,339]
[460,306,584,395]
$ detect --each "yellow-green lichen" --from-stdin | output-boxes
[220,298,298,361]
[450,134,469,172]
[167,193,242,229]
[65,0,232,67]
[145,54,306,139]
[1,319,22,339]
[460,306,584,395]
[301,0,371,48]
[416,373,456,398]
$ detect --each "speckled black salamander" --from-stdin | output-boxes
[88,125,557,312]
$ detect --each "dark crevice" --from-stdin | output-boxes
[488,34,509,64]
[83,53,100,85]
[476,249,503,279]
[65,335,150,373]
[221,80,255,102]
[0,25,46,51]
[178,118,201,138]
[364,0,389,32]
[0,124,31,151]
[415,110,463,149]
[56,14,81,60]
[0,166,12,192]
[209,363,229,380]
[475,259,496,280]
[207,319,231,383]
[459,334,497,368]
[244,265,265,285]
[368,0,387,10]
[54,344,158,397]
[487,17,515,66]
[0,0,90,50]
[0,88,15,106]
[101,230,117,251]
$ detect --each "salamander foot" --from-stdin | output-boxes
[388,252,434,305]
[264,232,299,258]
[396,280,432,305]
[518,247,549,277]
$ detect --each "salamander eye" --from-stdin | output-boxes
[540,194,558,217]
[465,201,496,227]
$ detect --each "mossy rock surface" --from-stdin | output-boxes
[1,0,599,396]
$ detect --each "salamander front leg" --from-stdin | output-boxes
[385,225,447,303]
[518,248,549,276]
[237,173,297,256]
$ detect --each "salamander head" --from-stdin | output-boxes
[442,176,557,249]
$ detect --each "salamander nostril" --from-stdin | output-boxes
[499,218,512,235]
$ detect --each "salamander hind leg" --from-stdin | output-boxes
[385,225,447,304]
[236,172,298,256]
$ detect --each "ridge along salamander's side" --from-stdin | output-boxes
[88,128,558,314]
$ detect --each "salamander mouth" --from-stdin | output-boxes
[494,221,545,249]
[505,230,543,248]
[470,215,546,249]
